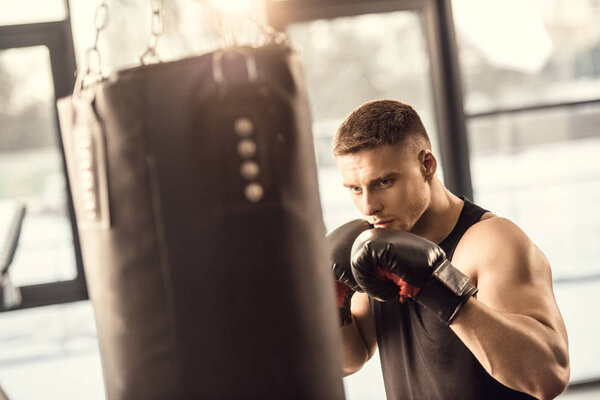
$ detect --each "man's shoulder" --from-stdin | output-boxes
[455,213,537,265]
[461,213,529,246]
[457,212,548,278]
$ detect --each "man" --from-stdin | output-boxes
[328,100,569,399]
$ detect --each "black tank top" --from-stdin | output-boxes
[371,198,536,400]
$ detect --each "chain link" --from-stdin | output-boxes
[88,0,108,75]
[92,2,108,44]
[140,0,164,64]
[251,13,288,46]
[74,0,108,96]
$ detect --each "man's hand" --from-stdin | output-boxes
[327,220,372,326]
[350,228,477,324]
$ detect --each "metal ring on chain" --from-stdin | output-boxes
[84,48,102,76]
[93,2,108,31]
[74,0,109,97]
[140,0,164,64]
[151,9,163,35]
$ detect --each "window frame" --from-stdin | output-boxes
[0,16,88,310]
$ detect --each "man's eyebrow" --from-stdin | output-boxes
[342,172,400,188]
[369,172,400,186]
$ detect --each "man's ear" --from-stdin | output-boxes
[419,149,437,181]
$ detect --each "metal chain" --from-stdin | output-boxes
[140,0,164,64]
[86,1,108,79]
[252,14,288,46]
[74,0,108,96]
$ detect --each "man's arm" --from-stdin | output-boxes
[450,217,570,400]
[339,292,377,376]
[326,219,378,376]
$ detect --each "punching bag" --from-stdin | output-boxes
[57,42,345,399]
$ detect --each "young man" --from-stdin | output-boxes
[329,100,569,399]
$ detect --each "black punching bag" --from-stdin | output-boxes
[57,43,345,400]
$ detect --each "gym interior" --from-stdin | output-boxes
[1,0,599,399]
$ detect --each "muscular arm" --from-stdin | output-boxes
[450,217,570,399]
[339,292,377,376]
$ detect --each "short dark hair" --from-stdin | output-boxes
[333,99,430,156]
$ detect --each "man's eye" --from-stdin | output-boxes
[378,179,393,187]
[349,186,362,194]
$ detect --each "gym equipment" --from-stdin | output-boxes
[57,3,344,399]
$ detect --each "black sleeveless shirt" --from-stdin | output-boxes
[371,198,536,400]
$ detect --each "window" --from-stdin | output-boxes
[0,46,77,286]
[0,2,86,310]
[453,0,600,385]
[0,4,97,398]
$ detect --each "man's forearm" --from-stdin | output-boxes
[339,317,371,376]
[451,299,569,399]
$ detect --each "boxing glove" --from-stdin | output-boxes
[351,228,477,324]
[327,220,372,325]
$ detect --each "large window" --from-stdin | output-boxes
[0,2,85,309]
[0,2,96,398]
[453,0,600,385]
[0,46,77,287]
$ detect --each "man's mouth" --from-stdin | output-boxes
[373,219,393,228]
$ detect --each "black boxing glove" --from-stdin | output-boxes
[351,228,477,324]
[327,220,372,326]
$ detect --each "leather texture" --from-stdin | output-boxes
[351,228,477,324]
[58,43,344,400]
[327,219,371,325]
[328,219,372,293]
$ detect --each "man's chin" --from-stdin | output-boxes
[395,221,416,232]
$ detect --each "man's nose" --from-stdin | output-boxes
[362,190,382,216]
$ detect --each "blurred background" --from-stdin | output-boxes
[0,0,599,398]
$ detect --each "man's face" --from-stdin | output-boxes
[336,144,430,232]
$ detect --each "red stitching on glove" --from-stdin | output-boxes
[375,268,420,302]
[335,281,352,307]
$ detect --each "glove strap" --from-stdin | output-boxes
[415,260,478,324]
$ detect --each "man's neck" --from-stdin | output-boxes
[410,180,463,244]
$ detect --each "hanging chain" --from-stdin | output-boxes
[74,0,108,97]
[140,0,164,64]
[83,1,108,82]
[251,13,288,46]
